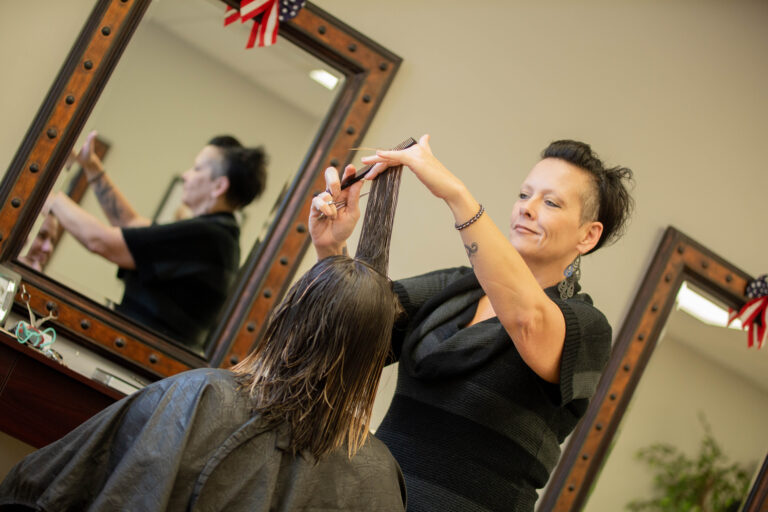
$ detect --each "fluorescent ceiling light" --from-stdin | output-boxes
[676,281,742,330]
[309,69,339,90]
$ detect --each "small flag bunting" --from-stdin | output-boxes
[224,0,306,49]
[727,274,768,349]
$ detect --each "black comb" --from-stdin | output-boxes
[339,137,417,190]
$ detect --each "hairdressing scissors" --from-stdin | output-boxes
[317,192,369,220]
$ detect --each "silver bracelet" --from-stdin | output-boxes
[455,204,484,230]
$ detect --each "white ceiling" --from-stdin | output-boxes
[144,0,343,119]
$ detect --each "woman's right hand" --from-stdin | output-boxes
[309,165,364,259]
[360,134,466,203]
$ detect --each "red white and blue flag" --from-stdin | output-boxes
[727,274,768,348]
[225,0,306,48]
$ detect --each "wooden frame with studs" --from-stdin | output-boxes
[538,226,767,511]
[0,0,401,380]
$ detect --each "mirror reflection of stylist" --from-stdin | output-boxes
[310,135,634,512]
[44,131,267,351]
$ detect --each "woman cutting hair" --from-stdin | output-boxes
[0,165,407,511]
[310,135,634,511]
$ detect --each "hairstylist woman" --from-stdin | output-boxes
[310,134,634,512]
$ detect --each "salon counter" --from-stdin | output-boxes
[0,331,123,448]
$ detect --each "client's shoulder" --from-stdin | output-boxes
[148,368,243,406]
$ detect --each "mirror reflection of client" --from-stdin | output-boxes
[43,131,267,351]
[17,215,60,272]
[0,163,407,511]
[312,135,635,511]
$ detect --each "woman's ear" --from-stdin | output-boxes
[212,175,230,200]
[577,221,603,254]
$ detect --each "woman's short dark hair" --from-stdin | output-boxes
[208,135,243,149]
[542,140,634,254]
[208,135,267,209]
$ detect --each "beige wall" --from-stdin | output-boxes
[0,2,95,168]
[2,0,768,497]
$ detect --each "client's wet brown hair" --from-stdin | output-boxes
[232,161,403,459]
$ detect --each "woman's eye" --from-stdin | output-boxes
[545,199,560,208]
[518,192,528,199]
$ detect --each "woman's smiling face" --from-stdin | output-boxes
[509,157,600,273]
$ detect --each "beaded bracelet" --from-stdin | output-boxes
[455,204,485,230]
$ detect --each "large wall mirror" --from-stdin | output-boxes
[0,0,401,377]
[539,226,768,511]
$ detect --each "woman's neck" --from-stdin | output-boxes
[522,255,575,290]
[194,198,235,217]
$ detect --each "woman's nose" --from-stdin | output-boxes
[519,201,535,219]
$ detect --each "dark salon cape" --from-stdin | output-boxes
[0,368,406,512]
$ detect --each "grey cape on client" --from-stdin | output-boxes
[0,368,406,512]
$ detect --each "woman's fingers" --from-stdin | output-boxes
[339,165,363,213]
[324,166,342,197]
[79,130,97,160]
[313,164,364,219]
[344,178,364,215]
[310,191,337,219]
[359,157,397,180]
[340,164,357,186]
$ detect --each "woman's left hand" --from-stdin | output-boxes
[361,134,466,203]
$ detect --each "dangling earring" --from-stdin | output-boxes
[558,254,581,300]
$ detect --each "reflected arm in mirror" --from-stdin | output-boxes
[71,131,150,228]
[45,192,136,270]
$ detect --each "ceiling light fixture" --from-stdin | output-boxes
[309,69,339,90]
[676,281,742,330]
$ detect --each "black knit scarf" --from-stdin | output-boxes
[398,270,573,380]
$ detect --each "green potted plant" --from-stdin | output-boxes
[627,414,754,512]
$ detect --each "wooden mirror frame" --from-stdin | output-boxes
[538,226,767,511]
[0,0,401,379]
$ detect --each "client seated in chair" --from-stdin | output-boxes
[0,163,407,511]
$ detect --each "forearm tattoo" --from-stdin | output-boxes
[464,242,479,262]
[92,178,129,225]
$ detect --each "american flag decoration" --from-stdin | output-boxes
[727,274,768,348]
[224,0,307,49]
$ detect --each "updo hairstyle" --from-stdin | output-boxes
[542,140,634,254]
[208,135,268,209]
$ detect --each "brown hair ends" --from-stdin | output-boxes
[232,257,400,459]
[232,152,406,459]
